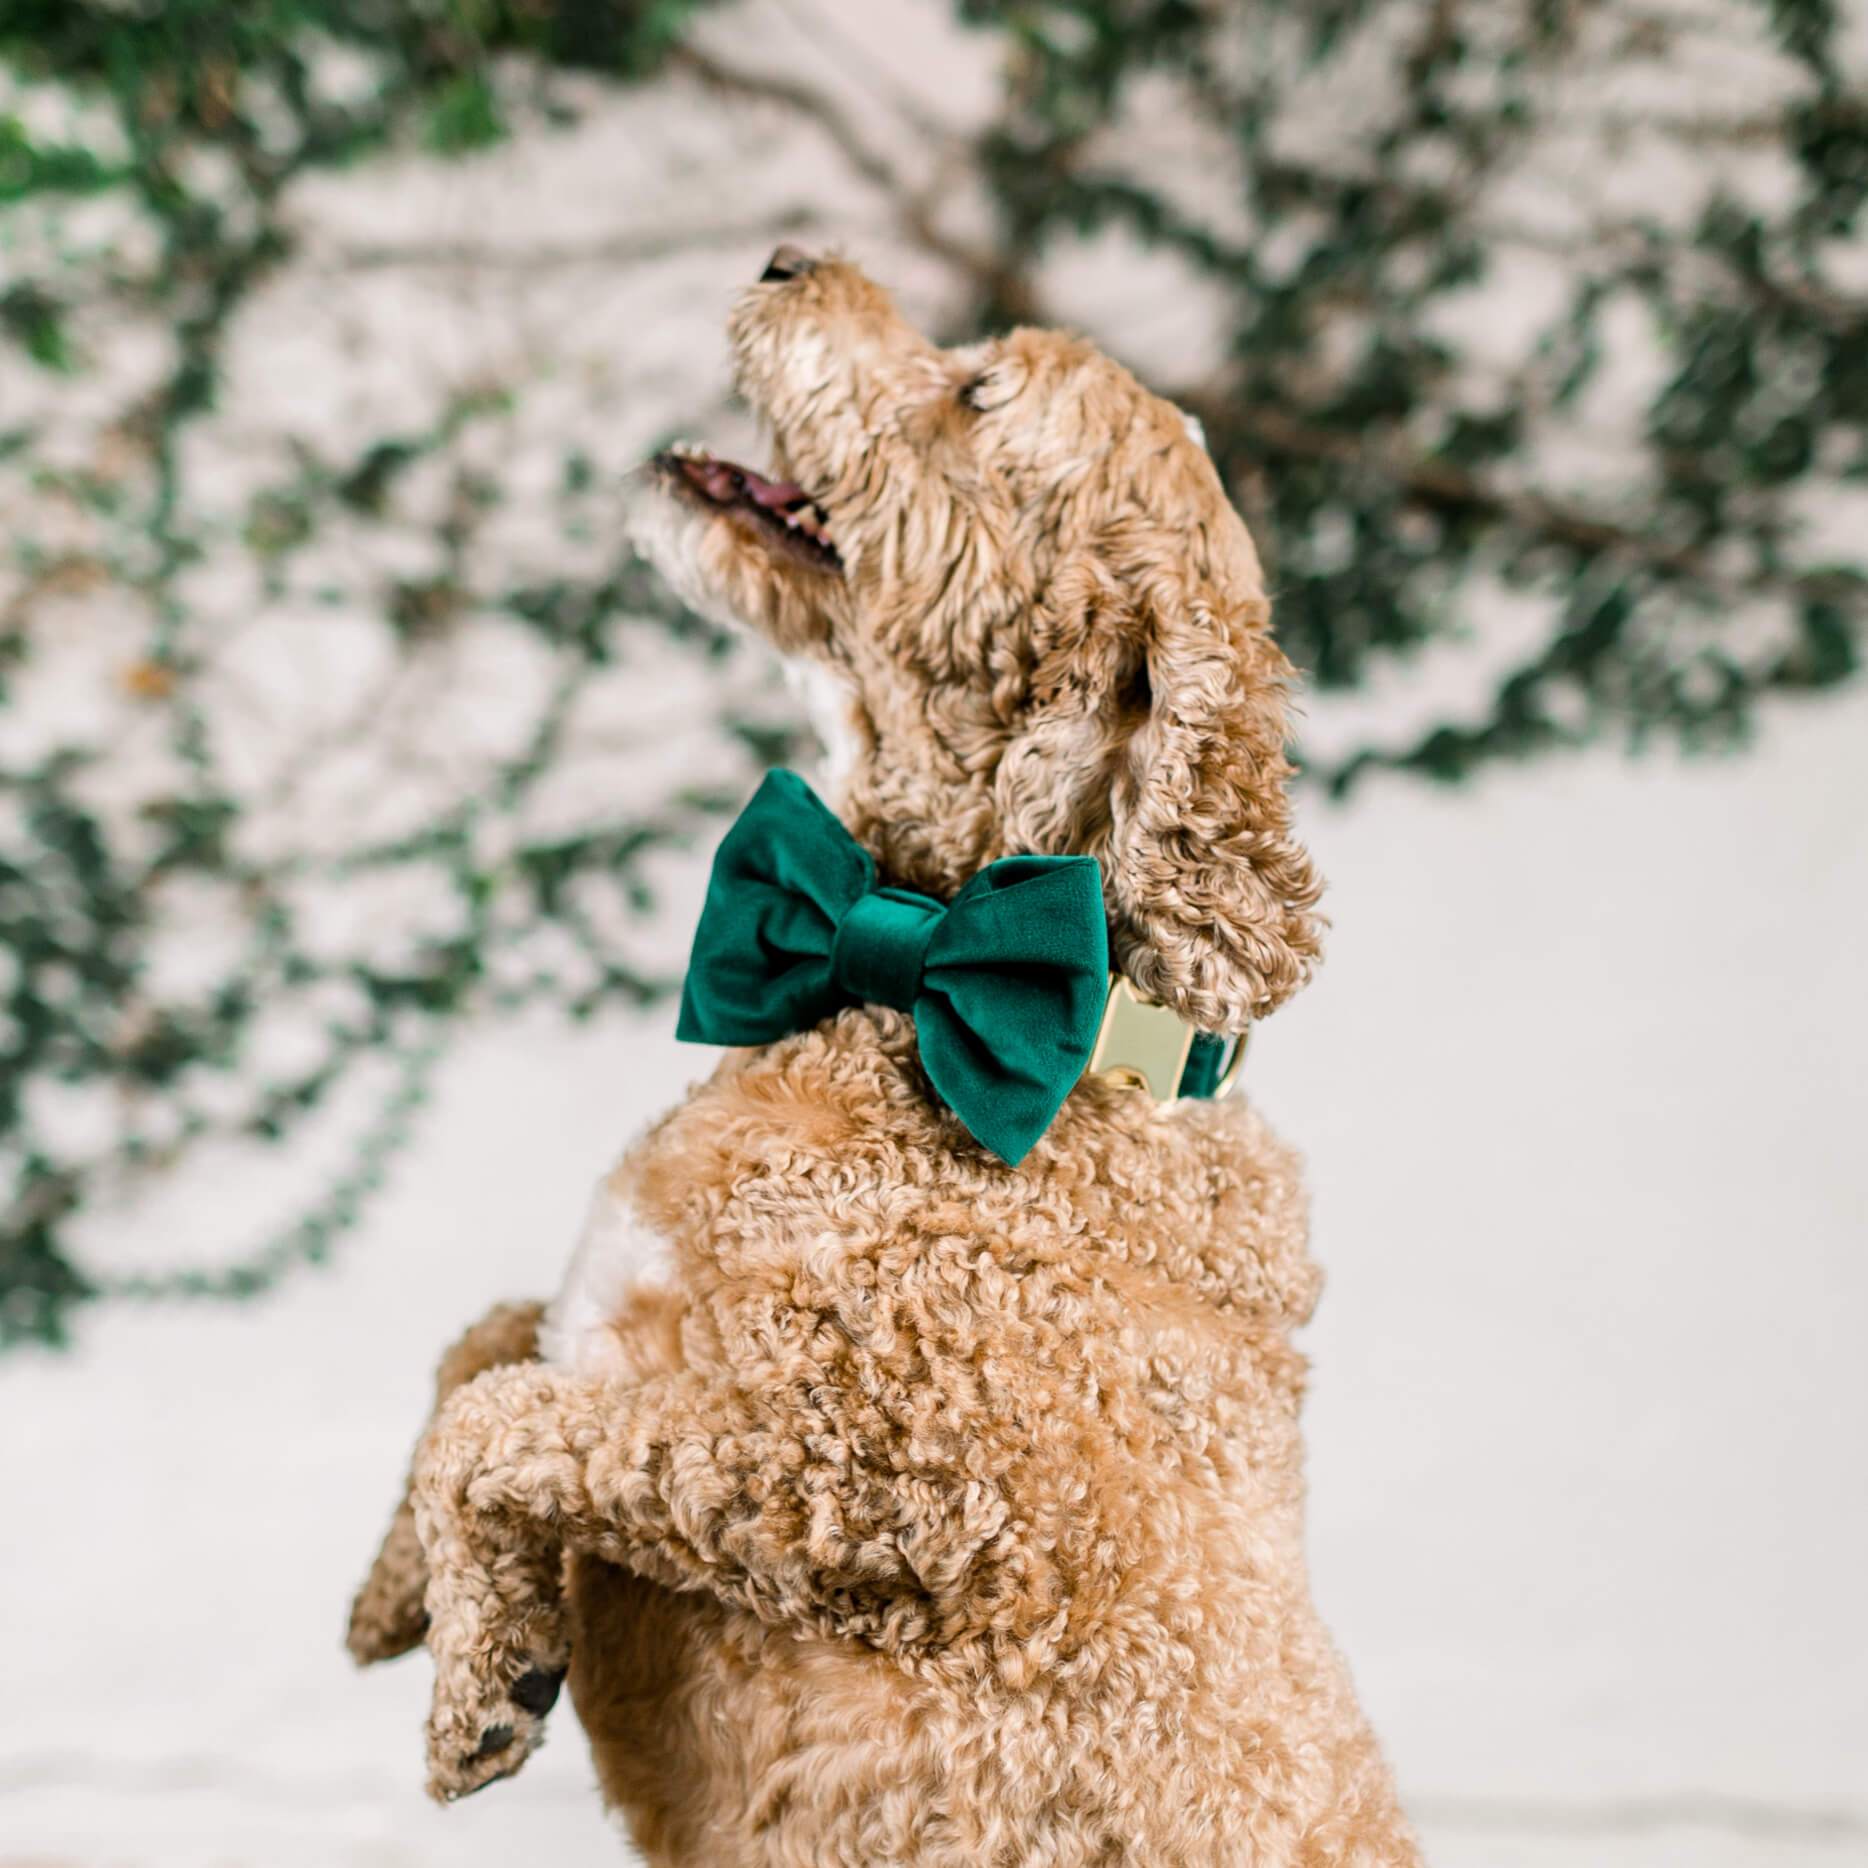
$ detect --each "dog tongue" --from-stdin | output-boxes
[741,468,808,511]
[678,456,808,511]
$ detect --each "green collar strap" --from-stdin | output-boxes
[677,770,1244,1165]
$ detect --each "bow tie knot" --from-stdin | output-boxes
[677,770,1111,1165]
[832,888,940,1011]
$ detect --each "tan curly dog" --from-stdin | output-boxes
[347,248,1419,1867]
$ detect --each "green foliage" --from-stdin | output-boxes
[957,0,1865,793]
[0,0,727,1349]
[1,0,1862,1349]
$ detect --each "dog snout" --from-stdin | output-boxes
[760,244,815,284]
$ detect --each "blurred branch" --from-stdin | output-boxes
[1183,395,1853,605]
[667,41,1033,313]
[323,211,824,272]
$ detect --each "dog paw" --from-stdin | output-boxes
[426,1659,569,1803]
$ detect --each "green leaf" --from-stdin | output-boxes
[425,70,506,153]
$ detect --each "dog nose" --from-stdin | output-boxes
[760,244,814,283]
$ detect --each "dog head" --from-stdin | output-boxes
[630,249,1322,1033]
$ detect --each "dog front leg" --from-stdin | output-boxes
[412,1361,745,1800]
[346,1299,545,1667]
[411,1352,914,1802]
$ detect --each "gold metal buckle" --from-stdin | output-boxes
[1087,976,1196,1100]
[1087,977,1252,1101]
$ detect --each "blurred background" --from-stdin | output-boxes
[1,1,1864,1864]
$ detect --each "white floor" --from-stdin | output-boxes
[6,695,1865,1867]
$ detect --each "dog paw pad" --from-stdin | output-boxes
[510,1666,565,1717]
[471,1723,515,1761]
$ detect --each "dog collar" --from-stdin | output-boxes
[677,770,1246,1162]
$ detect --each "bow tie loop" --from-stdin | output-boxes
[831,888,941,1011]
[677,770,1110,1165]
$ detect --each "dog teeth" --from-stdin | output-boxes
[779,504,831,541]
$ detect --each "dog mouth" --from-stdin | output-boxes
[653,445,840,570]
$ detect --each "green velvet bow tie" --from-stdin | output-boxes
[676,769,1110,1165]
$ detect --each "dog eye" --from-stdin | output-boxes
[958,374,991,411]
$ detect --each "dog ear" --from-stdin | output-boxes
[1097,550,1324,1034]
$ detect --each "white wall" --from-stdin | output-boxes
[1269,695,1868,1862]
